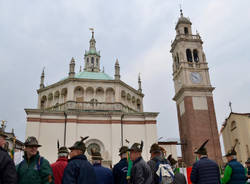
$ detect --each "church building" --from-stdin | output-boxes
[25,30,158,165]
[170,10,222,166]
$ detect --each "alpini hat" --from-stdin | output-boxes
[129,141,144,152]
[58,146,69,154]
[24,136,41,147]
[225,142,237,157]
[69,136,89,153]
[168,154,177,166]
[119,146,129,155]
[150,143,161,153]
[91,148,103,160]
[194,139,209,155]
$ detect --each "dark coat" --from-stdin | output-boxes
[0,147,17,184]
[227,159,247,184]
[147,156,166,184]
[131,157,153,184]
[190,156,221,184]
[113,158,128,184]
[16,152,54,184]
[93,163,113,184]
[62,154,97,184]
[51,157,68,184]
[174,172,187,184]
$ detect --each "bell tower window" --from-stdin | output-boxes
[91,57,94,64]
[184,27,189,35]
[186,49,193,62]
[87,58,89,64]
[96,58,99,66]
[193,49,199,62]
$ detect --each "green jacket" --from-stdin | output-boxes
[16,152,54,184]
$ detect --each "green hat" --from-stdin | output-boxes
[119,146,128,155]
[129,141,143,152]
[168,154,177,166]
[24,136,41,147]
[194,139,209,155]
[245,158,250,164]
[58,146,69,154]
[68,136,89,153]
[91,148,103,160]
[150,143,161,153]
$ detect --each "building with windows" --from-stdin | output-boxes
[170,10,222,166]
[221,112,250,164]
[25,30,158,165]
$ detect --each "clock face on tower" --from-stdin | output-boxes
[190,72,202,84]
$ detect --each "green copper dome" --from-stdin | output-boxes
[74,71,113,80]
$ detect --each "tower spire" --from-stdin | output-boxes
[69,57,75,78]
[114,58,120,80]
[138,73,142,93]
[89,28,96,51]
[40,68,45,89]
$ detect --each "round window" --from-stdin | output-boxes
[87,143,101,155]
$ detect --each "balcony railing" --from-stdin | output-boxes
[46,101,138,113]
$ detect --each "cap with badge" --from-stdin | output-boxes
[129,141,144,152]
[91,148,103,160]
[194,139,209,155]
[24,136,41,147]
[69,136,89,153]
[119,146,129,156]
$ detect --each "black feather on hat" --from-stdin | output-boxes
[168,154,177,166]
[68,136,89,153]
[194,139,209,155]
[225,141,237,157]
[129,140,144,152]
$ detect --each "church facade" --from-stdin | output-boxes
[170,11,222,166]
[25,30,158,165]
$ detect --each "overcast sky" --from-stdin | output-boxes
[0,0,250,152]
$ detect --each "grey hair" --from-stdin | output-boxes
[121,153,127,158]
[232,155,237,159]
[92,160,101,164]
[58,153,68,158]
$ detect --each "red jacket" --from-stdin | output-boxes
[51,157,68,184]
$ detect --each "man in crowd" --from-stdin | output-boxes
[16,136,54,184]
[147,143,170,184]
[91,149,113,184]
[113,146,129,184]
[51,146,69,184]
[190,139,221,184]
[62,136,97,184]
[221,146,247,184]
[0,131,17,184]
[129,141,152,184]
[168,155,186,184]
[246,158,250,184]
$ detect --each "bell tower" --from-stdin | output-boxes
[84,28,101,72]
[170,10,222,166]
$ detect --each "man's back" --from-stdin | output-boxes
[51,157,68,184]
[113,158,128,184]
[131,157,153,184]
[0,147,17,184]
[93,163,113,184]
[62,154,96,184]
[190,157,220,184]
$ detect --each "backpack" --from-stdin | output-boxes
[155,160,175,184]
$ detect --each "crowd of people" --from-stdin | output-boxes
[0,132,250,184]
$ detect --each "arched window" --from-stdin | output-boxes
[91,57,94,64]
[193,49,199,62]
[184,27,189,35]
[96,58,99,66]
[87,58,89,64]
[186,49,193,62]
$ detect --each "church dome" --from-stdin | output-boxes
[74,71,113,80]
